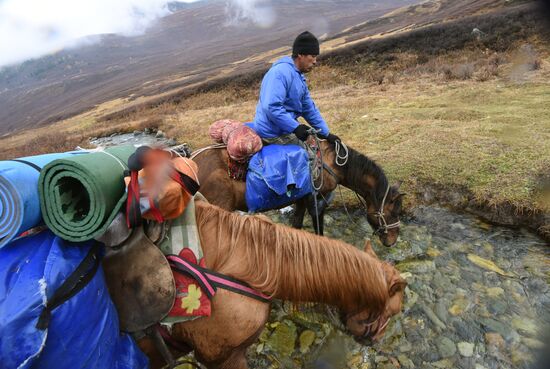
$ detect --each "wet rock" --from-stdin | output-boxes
[144,128,151,134]
[133,130,141,136]
[432,358,454,368]
[323,215,334,226]
[397,354,415,368]
[485,333,505,357]
[457,342,474,357]
[511,317,538,337]
[166,138,178,146]
[487,300,507,315]
[436,337,457,358]
[520,337,545,349]
[399,339,413,353]
[453,319,481,342]
[156,130,165,138]
[421,304,446,330]
[435,300,449,323]
[396,260,436,274]
[264,320,297,357]
[455,357,476,369]
[299,330,316,353]
[479,318,514,340]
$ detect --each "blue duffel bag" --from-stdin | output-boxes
[0,230,148,369]
[245,144,312,212]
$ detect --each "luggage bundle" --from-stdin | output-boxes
[208,119,263,162]
[0,144,202,369]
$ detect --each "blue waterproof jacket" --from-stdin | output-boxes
[248,56,329,138]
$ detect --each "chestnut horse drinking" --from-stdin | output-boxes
[140,201,407,369]
[192,140,404,246]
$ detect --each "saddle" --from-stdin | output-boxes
[102,226,175,333]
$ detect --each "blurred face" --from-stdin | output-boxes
[295,54,317,73]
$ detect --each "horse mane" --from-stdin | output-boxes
[195,202,389,315]
[342,146,389,206]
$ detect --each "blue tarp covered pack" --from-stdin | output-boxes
[0,230,148,369]
[245,144,312,212]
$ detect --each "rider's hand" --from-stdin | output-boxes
[321,133,341,144]
[293,124,310,141]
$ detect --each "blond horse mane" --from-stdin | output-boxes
[195,202,389,314]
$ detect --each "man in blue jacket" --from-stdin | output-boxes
[248,31,340,145]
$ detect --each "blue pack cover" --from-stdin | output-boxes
[245,144,312,212]
[0,230,148,369]
[0,151,88,248]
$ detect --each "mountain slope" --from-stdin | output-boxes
[0,0,413,134]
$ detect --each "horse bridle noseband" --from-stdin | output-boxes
[369,184,400,235]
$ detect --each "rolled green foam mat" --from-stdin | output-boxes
[38,146,135,242]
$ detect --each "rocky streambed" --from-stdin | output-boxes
[245,206,549,369]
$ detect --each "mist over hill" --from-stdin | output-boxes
[0,0,414,134]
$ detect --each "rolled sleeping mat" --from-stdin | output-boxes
[39,146,136,242]
[0,151,88,248]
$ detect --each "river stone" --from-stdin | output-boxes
[435,300,449,323]
[457,342,474,357]
[479,318,513,339]
[264,320,297,357]
[511,317,538,337]
[521,337,545,349]
[436,337,457,358]
[453,319,481,341]
[485,333,505,357]
[399,339,413,353]
[488,300,507,315]
[156,130,165,138]
[133,130,142,136]
[396,260,436,273]
[397,354,415,368]
[432,359,454,368]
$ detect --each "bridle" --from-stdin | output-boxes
[307,133,400,236]
[368,184,400,236]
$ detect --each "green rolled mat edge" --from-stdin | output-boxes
[38,146,135,242]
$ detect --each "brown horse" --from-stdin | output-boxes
[139,201,407,369]
[192,140,404,246]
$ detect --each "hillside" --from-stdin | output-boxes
[0,0,414,135]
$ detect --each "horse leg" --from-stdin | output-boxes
[169,291,269,369]
[291,197,307,229]
[199,324,265,369]
[307,191,335,236]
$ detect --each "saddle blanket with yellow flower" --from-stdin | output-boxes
[159,196,270,325]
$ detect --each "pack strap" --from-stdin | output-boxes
[36,242,102,330]
[166,255,271,303]
[9,159,42,172]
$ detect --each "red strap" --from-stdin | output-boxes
[148,196,164,223]
[126,171,142,228]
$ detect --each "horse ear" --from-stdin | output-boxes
[389,274,407,296]
[364,239,377,258]
[392,181,403,191]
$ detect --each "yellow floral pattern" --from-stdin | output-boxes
[180,284,202,313]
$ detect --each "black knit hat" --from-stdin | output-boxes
[292,31,320,56]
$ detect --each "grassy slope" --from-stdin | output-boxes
[1,2,549,236]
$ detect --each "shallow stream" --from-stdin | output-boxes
[247,205,550,369]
